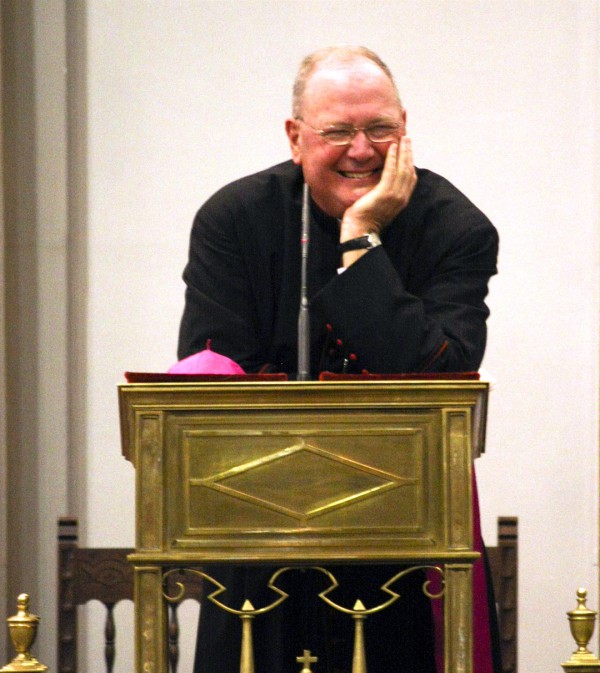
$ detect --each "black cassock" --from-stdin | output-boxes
[177,160,499,673]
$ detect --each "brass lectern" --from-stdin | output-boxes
[119,378,488,673]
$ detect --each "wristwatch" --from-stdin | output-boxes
[337,232,382,254]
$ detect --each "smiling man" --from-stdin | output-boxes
[179,46,499,673]
[179,46,497,377]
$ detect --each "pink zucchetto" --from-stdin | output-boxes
[167,340,245,375]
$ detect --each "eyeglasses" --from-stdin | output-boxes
[296,118,402,146]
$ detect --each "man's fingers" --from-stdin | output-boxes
[381,137,415,190]
[395,137,417,194]
[377,141,399,190]
[340,136,416,233]
[398,137,415,177]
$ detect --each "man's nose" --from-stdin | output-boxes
[345,130,376,160]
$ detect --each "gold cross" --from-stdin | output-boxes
[296,649,318,673]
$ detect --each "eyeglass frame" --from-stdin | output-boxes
[294,117,404,146]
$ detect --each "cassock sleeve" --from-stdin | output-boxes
[177,203,268,371]
[310,217,498,373]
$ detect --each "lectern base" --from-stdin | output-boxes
[192,564,436,673]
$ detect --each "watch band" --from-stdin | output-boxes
[337,232,382,254]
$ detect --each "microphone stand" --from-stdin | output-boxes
[297,183,311,381]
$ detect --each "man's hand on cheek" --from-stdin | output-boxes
[339,137,417,242]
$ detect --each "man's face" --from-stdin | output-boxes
[286,59,406,219]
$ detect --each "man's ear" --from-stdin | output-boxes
[285,118,302,165]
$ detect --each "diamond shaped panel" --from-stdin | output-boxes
[196,441,413,520]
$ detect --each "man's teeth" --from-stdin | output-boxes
[341,170,375,179]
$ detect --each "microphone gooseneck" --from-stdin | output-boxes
[297,182,311,381]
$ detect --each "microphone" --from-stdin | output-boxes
[297,182,310,381]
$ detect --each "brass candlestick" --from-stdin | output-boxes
[562,588,600,672]
[1,594,48,672]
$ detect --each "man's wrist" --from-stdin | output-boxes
[337,232,382,254]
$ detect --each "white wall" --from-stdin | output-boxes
[79,2,600,672]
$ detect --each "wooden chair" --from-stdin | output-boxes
[57,517,203,673]
[486,516,518,673]
[58,516,518,673]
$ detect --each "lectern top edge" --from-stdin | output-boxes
[118,378,489,390]
[119,378,489,464]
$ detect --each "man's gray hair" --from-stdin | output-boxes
[292,45,401,118]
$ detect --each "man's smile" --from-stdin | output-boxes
[338,168,382,179]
